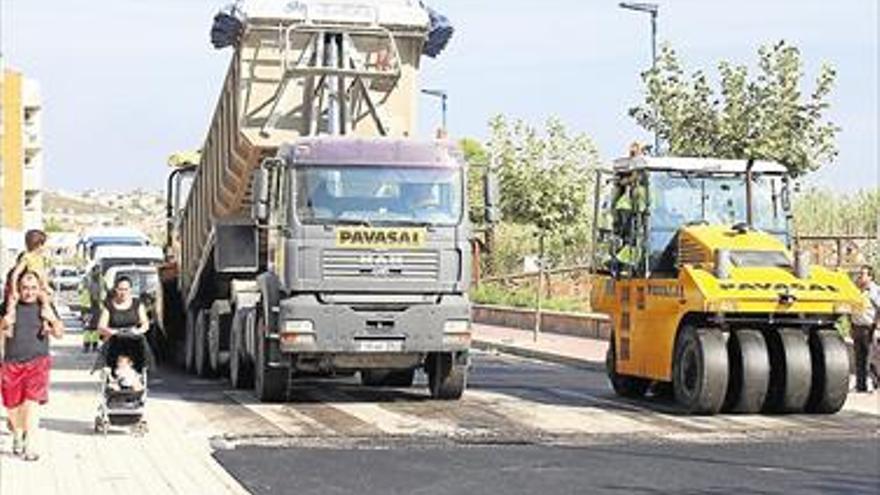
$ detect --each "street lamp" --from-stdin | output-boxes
[620,2,660,154]
[421,88,448,136]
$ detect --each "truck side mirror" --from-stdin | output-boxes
[252,167,270,222]
[483,171,500,224]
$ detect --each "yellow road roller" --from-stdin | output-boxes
[591,156,863,414]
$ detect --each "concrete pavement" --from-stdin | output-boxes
[0,312,249,495]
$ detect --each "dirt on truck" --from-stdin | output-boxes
[162,0,489,402]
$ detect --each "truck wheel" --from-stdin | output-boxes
[209,301,232,375]
[229,308,254,389]
[805,330,849,414]
[763,328,812,413]
[361,369,416,387]
[254,310,288,403]
[723,329,770,414]
[673,327,729,415]
[195,310,214,378]
[185,308,197,374]
[426,353,466,400]
[606,336,650,398]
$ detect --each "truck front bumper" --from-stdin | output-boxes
[275,294,472,355]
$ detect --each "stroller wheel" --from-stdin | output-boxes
[134,420,149,436]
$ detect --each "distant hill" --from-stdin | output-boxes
[44,191,116,216]
[43,189,165,244]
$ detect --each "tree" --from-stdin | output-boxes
[629,41,839,176]
[488,115,600,267]
[459,137,490,224]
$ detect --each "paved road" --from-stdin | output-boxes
[151,346,880,494]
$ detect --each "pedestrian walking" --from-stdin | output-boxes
[0,271,64,461]
[97,276,150,339]
[852,265,880,393]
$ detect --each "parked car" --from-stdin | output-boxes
[50,265,82,291]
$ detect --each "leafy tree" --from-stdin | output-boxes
[459,137,490,223]
[488,115,600,267]
[630,41,839,176]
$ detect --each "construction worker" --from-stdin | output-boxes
[852,265,880,392]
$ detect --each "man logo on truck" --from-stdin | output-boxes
[336,228,426,249]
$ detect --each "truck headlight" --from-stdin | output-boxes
[282,320,314,333]
[280,320,316,346]
[443,320,471,346]
[443,320,471,334]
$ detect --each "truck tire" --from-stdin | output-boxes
[426,353,466,400]
[209,301,232,375]
[195,310,214,378]
[723,329,770,414]
[361,369,416,387]
[229,308,254,389]
[805,330,849,414]
[254,310,288,403]
[673,327,729,415]
[606,336,651,398]
[185,308,198,374]
[763,328,812,413]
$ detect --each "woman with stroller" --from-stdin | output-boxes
[97,276,149,339]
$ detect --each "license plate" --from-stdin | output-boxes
[357,340,403,352]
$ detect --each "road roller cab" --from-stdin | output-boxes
[591,156,863,415]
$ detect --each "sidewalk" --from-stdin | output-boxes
[473,323,607,370]
[0,320,248,495]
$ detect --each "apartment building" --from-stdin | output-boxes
[1,68,45,274]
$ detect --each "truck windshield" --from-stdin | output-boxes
[296,166,463,226]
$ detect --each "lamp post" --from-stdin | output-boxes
[620,2,659,154]
[421,88,448,137]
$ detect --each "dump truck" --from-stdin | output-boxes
[591,156,863,415]
[163,1,484,402]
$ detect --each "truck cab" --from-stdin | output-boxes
[247,137,472,400]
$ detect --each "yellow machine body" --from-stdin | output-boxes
[593,224,862,382]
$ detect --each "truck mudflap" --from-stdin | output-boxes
[275,293,471,354]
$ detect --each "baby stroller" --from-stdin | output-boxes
[92,329,152,435]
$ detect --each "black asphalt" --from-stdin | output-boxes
[196,352,880,495]
[215,437,880,495]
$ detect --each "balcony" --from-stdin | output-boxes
[24,165,43,192]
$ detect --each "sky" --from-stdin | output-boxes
[1,0,877,193]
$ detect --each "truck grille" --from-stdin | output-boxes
[322,250,440,281]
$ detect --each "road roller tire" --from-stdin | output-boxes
[606,338,651,398]
[673,327,729,415]
[763,328,812,413]
[723,329,770,414]
[805,330,849,414]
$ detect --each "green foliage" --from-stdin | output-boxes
[43,217,64,233]
[485,116,600,270]
[459,137,490,223]
[794,188,880,236]
[471,282,587,313]
[490,222,538,275]
[630,41,839,176]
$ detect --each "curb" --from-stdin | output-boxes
[473,339,605,372]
